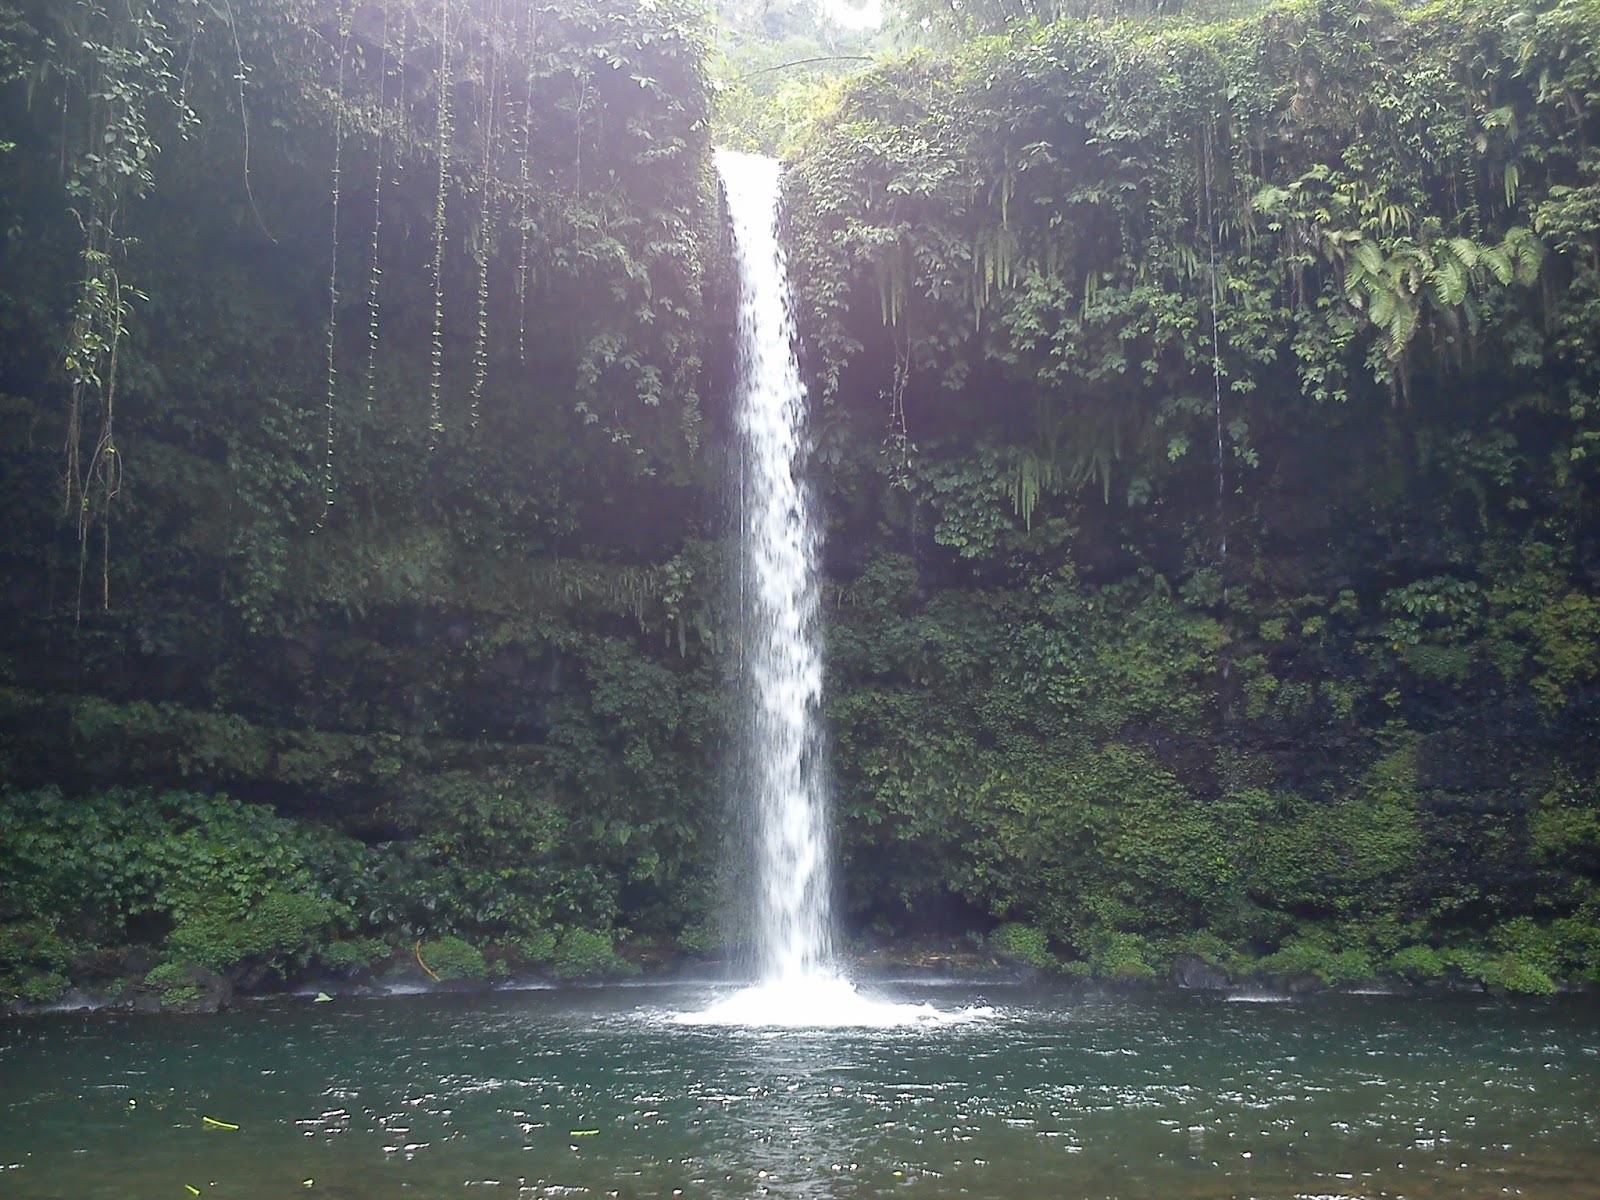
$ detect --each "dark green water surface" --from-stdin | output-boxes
[1,983,1596,1199]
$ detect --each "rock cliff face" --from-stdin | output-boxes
[1,0,1599,999]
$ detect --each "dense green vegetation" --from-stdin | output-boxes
[791,0,1600,991]
[1,0,1598,1006]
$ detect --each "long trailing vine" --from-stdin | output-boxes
[427,0,452,449]
[365,0,394,414]
[314,1,351,533]
[468,0,501,430]
[59,0,194,618]
[516,1,537,364]
[17,0,713,610]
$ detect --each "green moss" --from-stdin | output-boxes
[1405,644,1476,684]
[143,962,191,988]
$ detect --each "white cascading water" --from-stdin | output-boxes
[677,151,977,1028]
[722,148,834,984]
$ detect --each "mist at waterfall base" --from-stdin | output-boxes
[681,151,975,1030]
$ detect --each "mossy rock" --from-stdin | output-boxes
[137,963,232,1014]
[1169,954,1232,991]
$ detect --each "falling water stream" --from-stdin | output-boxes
[680,151,961,1028]
[720,149,833,985]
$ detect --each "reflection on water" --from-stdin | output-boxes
[1,984,1597,1199]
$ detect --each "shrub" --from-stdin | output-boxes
[0,919,75,987]
[1551,917,1600,982]
[676,922,722,957]
[168,890,336,971]
[1453,950,1558,995]
[1488,956,1558,996]
[1491,918,1561,977]
[1321,948,1377,986]
[417,935,486,981]
[989,923,1056,970]
[0,787,369,944]
[18,971,69,1004]
[1085,930,1156,981]
[318,939,387,972]
[512,930,557,964]
[143,963,201,1007]
[550,929,637,980]
[1259,938,1329,980]
[1388,944,1446,983]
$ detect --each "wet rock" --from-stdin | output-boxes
[1170,955,1231,991]
[1283,973,1326,995]
[431,976,493,993]
[132,966,234,1015]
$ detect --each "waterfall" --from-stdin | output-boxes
[676,152,974,1028]
[718,148,834,984]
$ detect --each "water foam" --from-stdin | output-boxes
[674,976,990,1029]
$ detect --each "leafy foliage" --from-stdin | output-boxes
[0,0,1598,997]
[417,935,487,982]
[791,0,1600,981]
[550,927,640,980]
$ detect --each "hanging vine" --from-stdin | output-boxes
[365,0,395,414]
[217,0,272,241]
[516,1,537,364]
[469,0,502,429]
[427,0,454,448]
[59,0,193,618]
[314,2,351,533]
